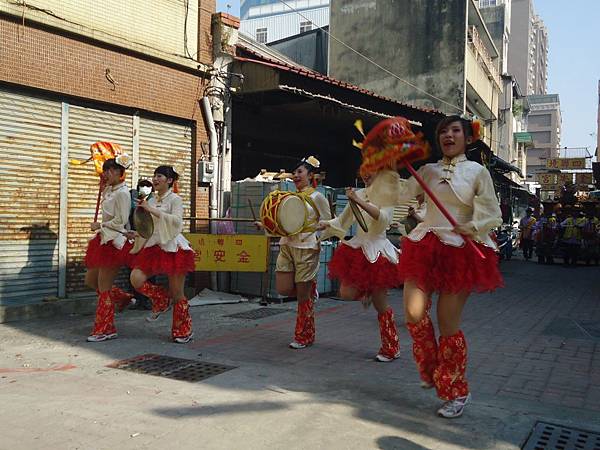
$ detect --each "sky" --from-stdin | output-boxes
[217,0,599,155]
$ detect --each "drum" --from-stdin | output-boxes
[260,191,308,237]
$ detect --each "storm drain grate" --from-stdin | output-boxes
[522,422,600,450]
[225,308,288,320]
[108,354,235,382]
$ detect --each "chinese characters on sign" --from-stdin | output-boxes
[576,173,594,185]
[183,233,269,272]
[536,173,573,186]
[545,158,586,170]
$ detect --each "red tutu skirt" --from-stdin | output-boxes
[133,245,196,276]
[398,232,503,294]
[84,235,133,269]
[328,244,402,296]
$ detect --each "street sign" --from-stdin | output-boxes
[557,173,573,185]
[535,173,556,184]
[540,184,558,191]
[576,173,594,185]
[184,233,269,272]
[536,173,573,185]
[546,158,586,169]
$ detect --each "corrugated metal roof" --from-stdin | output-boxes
[236,33,444,116]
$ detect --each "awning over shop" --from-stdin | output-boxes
[231,34,446,186]
[467,140,524,178]
[493,172,530,193]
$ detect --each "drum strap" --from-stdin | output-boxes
[297,189,320,224]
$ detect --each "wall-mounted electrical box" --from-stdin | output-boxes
[198,160,215,184]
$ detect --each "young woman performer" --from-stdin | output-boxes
[129,165,196,344]
[85,155,135,342]
[398,115,503,418]
[320,169,403,362]
[275,156,331,349]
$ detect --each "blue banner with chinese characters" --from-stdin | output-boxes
[183,233,269,272]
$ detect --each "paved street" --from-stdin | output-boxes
[1,256,599,449]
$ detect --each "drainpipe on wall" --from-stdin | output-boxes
[200,96,219,290]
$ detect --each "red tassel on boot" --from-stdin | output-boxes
[433,330,469,401]
[111,286,134,313]
[172,298,193,343]
[87,290,117,342]
[290,299,315,349]
[137,282,171,322]
[375,308,400,362]
[406,312,438,387]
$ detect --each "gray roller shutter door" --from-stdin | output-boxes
[0,89,61,304]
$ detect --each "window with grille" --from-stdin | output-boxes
[256,28,268,44]
[300,21,312,33]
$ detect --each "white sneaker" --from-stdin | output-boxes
[437,393,471,418]
[375,350,401,362]
[420,380,435,389]
[289,341,310,349]
[173,332,194,344]
[86,333,118,342]
[146,306,171,323]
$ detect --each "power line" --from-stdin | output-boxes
[275,0,464,114]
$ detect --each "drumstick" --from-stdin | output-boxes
[327,193,336,219]
[404,162,485,259]
[102,226,129,237]
[348,198,369,233]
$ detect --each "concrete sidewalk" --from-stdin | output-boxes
[1,257,599,449]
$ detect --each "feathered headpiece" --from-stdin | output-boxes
[70,142,124,176]
[353,117,430,178]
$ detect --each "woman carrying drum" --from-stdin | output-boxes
[129,165,196,344]
[261,156,331,349]
[84,155,136,342]
[319,165,405,362]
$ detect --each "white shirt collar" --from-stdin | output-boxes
[439,154,468,165]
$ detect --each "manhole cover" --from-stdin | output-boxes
[225,308,288,320]
[108,354,235,382]
[522,422,600,450]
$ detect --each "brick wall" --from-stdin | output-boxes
[0,0,216,67]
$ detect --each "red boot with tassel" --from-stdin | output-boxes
[87,290,117,342]
[289,299,315,349]
[172,297,193,344]
[406,309,438,389]
[375,308,400,362]
[136,282,171,322]
[433,331,471,418]
[110,286,134,313]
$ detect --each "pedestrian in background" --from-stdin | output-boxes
[518,208,536,260]
[128,178,154,310]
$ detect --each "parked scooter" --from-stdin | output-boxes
[496,225,516,260]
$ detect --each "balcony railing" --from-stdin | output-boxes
[467,26,501,87]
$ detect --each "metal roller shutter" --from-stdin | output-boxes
[67,106,133,293]
[138,117,192,230]
[0,89,62,304]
